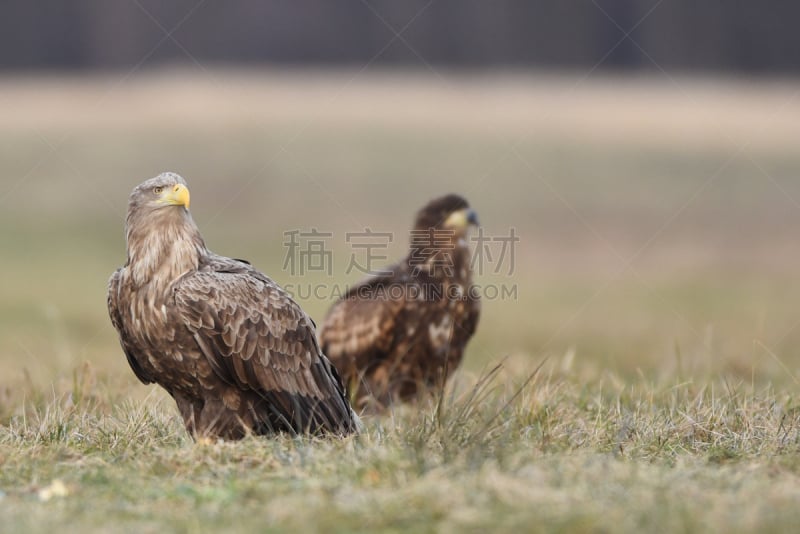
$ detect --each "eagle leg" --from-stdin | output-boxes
[173,393,204,438]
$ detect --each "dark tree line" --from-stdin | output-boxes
[0,0,796,73]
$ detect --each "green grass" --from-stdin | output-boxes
[2,70,800,532]
[2,369,800,532]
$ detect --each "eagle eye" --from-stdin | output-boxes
[153,186,164,195]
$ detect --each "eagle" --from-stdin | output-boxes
[107,172,358,439]
[319,194,481,412]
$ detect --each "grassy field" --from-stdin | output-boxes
[2,69,800,532]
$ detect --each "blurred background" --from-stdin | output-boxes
[2,1,800,409]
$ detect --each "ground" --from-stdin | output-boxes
[1,70,800,532]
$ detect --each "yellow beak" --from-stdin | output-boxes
[444,208,478,229]
[160,183,190,209]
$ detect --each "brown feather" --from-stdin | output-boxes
[319,194,481,413]
[107,173,358,439]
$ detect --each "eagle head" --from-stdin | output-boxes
[123,172,204,286]
[413,194,479,233]
[128,172,191,215]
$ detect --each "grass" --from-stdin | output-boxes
[2,365,800,532]
[2,69,800,531]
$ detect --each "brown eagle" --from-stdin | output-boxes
[107,172,358,439]
[319,194,481,412]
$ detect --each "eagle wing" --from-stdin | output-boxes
[174,268,355,434]
[107,269,154,385]
[459,296,481,339]
[319,272,408,377]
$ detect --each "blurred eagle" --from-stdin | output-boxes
[319,194,481,412]
[107,172,358,439]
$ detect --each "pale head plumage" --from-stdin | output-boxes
[124,172,204,288]
[128,171,187,212]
